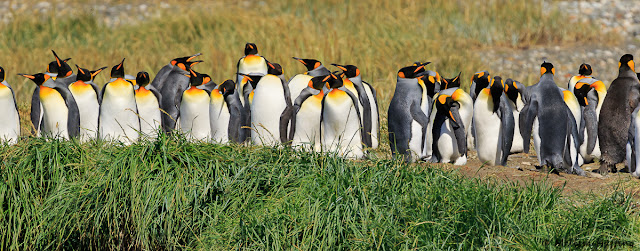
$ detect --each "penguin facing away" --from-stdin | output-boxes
[473,76,514,166]
[20,72,80,140]
[321,72,364,159]
[598,54,640,174]
[573,78,607,162]
[210,80,243,144]
[387,63,431,162]
[440,72,461,90]
[134,71,163,139]
[0,67,20,144]
[99,58,140,144]
[503,78,526,153]
[151,53,202,91]
[157,56,202,132]
[68,65,104,142]
[520,62,585,175]
[176,69,211,141]
[250,61,292,145]
[429,91,469,165]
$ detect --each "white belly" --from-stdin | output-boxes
[474,100,501,165]
[435,119,461,163]
[322,91,363,159]
[408,120,423,161]
[292,98,322,152]
[209,97,230,143]
[251,76,287,146]
[180,93,211,141]
[136,96,162,139]
[533,118,542,163]
[73,92,99,142]
[510,101,524,153]
[288,74,313,102]
[99,83,140,144]
[363,85,379,149]
[41,92,70,139]
[0,88,19,143]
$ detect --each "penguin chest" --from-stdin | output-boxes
[209,93,230,143]
[100,80,139,142]
[250,77,287,144]
[238,55,268,75]
[0,85,19,142]
[473,92,501,165]
[322,90,363,158]
[70,82,99,139]
[288,74,313,101]
[180,88,211,140]
[135,89,161,136]
[39,86,69,138]
[293,95,323,150]
[435,118,461,163]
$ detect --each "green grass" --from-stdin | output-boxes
[0,135,637,249]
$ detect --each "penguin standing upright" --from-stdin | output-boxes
[568,63,593,93]
[31,52,72,135]
[0,67,20,143]
[387,63,430,162]
[321,72,364,159]
[134,72,163,139]
[573,78,607,162]
[156,56,202,132]
[473,76,514,166]
[176,70,211,141]
[68,65,104,142]
[561,88,584,168]
[99,58,140,144]
[210,80,242,144]
[283,75,328,151]
[332,64,379,149]
[520,62,585,175]
[428,89,471,165]
[236,43,268,106]
[250,62,292,145]
[503,78,526,153]
[19,72,79,139]
[598,54,640,174]
[237,74,263,143]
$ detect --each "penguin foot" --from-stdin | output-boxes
[595,162,613,175]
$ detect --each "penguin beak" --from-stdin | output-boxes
[52,50,63,67]
[76,65,84,75]
[18,73,35,80]
[187,53,202,62]
[331,64,347,72]
[116,58,125,70]
[91,67,107,78]
[268,62,275,69]
[293,57,306,65]
[414,65,425,73]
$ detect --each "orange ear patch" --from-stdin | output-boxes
[398,72,405,78]
[314,62,321,69]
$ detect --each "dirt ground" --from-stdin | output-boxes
[426,149,640,198]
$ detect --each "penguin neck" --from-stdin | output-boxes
[539,73,554,84]
[349,75,362,86]
[308,65,330,76]
[618,68,638,80]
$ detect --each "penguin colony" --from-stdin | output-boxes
[3,46,640,177]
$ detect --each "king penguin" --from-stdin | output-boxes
[150,53,202,91]
[68,65,104,142]
[31,52,72,135]
[99,58,140,144]
[469,71,491,102]
[236,43,268,106]
[176,69,211,141]
[0,67,20,144]
[561,88,584,168]
[428,89,472,165]
[210,79,243,144]
[387,63,431,162]
[283,75,328,151]
[332,63,379,149]
[503,78,526,153]
[626,106,640,178]
[134,71,163,139]
[440,72,461,90]
[473,76,514,166]
[520,62,585,175]
[321,72,364,159]
[237,73,263,143]
[573,78,607,163]
[250,61,292,145]
[598,54,640,174]
[20,72,80,139]
[157,56,202,132]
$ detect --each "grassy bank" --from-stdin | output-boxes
[0,136,637,249]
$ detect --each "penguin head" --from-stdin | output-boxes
[136,71,151,87]
[540,61,555,76]
[578,63,592,76]
[75,65,92,82]
[218,79,236,96]
[327,72,344,89]
[201,73,212,85]
[90,67,107,82]
[397,62,430,79]
[238,73,263,89]
[267,61,284,76]
[441,72,461,90]
[331,64,360,78]
[170,53,202,71]
[51,50,73,78]
[0,67,5,82]
[188,69,204,86]
[472,71,490,87]
[110,58,126,79]
[435,94,460,127]
[18,73,50,86]
[308,75,330,91]
[293,57,322,71]
[573,81,592,107]
[244,43,258,56]
[503,78,521,103]
[619,54,635,72]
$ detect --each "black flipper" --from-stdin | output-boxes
[449,105,467,156]
[498,95,514,165]
[520,96,539,154]
[280,77,294,144]
[30,87,41,135]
